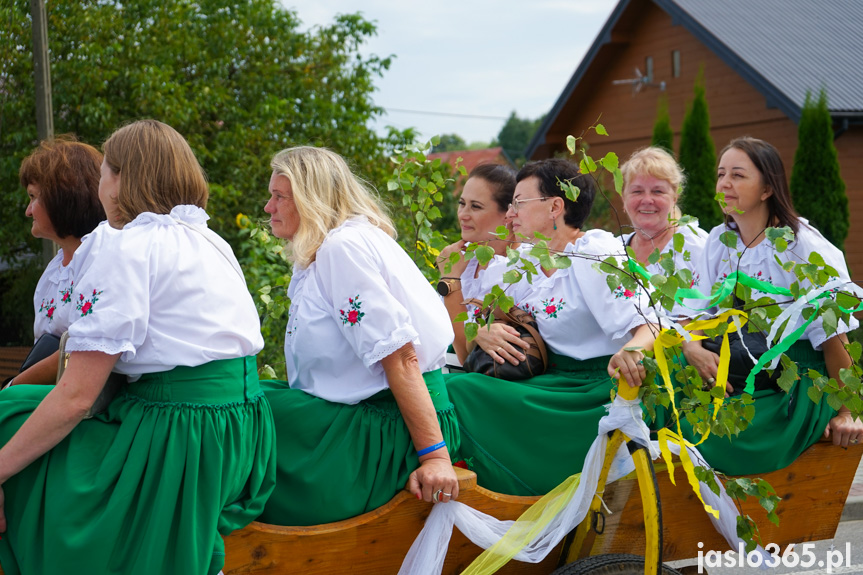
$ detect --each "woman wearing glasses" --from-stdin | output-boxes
[446,158,657,496]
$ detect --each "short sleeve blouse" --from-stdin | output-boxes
[284,217,454,404]
[65,206,264,375]
[507,229,655,359]
[32,249,78,341]
[692,219,858,349]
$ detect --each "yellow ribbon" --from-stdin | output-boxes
[653,309,748,518]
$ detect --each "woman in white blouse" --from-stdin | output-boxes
[436,163,528,364]
[619,146,707,286]
[258,146,459,526]
[7,137,105,387]
[446,158,657,496]
[679,137,863,474]
[0,120,275,575]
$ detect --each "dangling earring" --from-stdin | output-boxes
[553,219,558,231]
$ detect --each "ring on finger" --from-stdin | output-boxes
[433,489,443,503]
[707,377,716,385]
[852,438,860,445]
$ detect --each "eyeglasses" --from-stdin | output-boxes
[508,197,548,214]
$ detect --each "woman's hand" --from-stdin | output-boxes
[436,240,468,277]
[682,339,720,384]
[608,348,646,387]
[406,455,459,503]
[474,322,530,366]
[823,409,863,447]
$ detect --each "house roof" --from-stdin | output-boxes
[427,147,512,175]
[527,0,863,158]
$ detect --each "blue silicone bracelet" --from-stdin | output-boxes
[416,440,447,457]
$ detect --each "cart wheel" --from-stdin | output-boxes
[551,553,683,575]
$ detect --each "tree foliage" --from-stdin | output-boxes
[790,89,848,251]
[0,0,412,356]
[431,133,468,153]
[497,111,544,165]
[677,70,721,229]
[651,94,674,154]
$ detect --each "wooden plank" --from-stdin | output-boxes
[223,467,561,575]
[0,348,29,380]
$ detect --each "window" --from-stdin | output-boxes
[672,50,681,78]
[645,56,654,82]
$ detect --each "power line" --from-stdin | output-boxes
[382,107,510,121]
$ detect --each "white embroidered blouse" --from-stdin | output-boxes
[65,206,263,375]
[284,217,453,404]
[507,229,655,360]
[692,219,858,349]
[32,249,78,340]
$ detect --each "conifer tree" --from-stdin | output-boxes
[790,89,848,250]
[678,70,722,229]
[651,95,674,154]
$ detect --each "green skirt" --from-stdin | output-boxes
[677,341,837,475]
[446,353,614,496]
[0,356,276,575]
[258,369,459,526]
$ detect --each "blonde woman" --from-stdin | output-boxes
[0,120,274,574]
[259,146,459,526]
[620,146,707,273]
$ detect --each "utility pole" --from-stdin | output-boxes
[30,0,56,266]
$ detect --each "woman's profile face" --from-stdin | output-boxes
[98,159,123,229]
[265,172,301,240]
[716,147,771,216]
[25,183,59,242]
[507,176,552,239]
[623,173,677,235]
[458,177,507,243]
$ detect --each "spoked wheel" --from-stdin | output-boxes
[551,553,683,575]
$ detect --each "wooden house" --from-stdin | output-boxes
[527,0,863,277]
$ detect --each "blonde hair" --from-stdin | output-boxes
[621,146,686,222]
[621,147,686,195]
[103,120,208,225]
[271,146,395,267]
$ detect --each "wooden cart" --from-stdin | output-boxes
[221,436,862,574]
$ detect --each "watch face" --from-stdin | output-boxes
[436,280,449,296]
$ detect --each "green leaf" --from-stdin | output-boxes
[599,151,618,171]
[673,232,684,253]
[650,273,667,287]
[612,168,624,196]
[809,251,826,266]
[474,245,495,265]
[554,256,572,269]
[387,180,399,191]
[566,135,577,155]
[774,237,788,252]
[807,385,823,404]
[826,392,844,411]
[595,123,608,136]
[822,307,838,338]
[847,341,862,362]
[502,270,522,284]
[719,231,738,248]
[453,312,469,322]
[464,322,478,342]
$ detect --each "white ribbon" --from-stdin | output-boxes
[398,396,769,575]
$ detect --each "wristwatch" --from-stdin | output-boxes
[436,277,461,297]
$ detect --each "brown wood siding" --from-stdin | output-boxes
[534,0,863,279]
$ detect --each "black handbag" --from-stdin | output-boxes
[19,332,62,372]
[702,328,780,395]
[461,300,548,380]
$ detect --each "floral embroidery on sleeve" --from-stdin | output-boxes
[540,297,565,319]
[339,294,365,326]
[39,298,56,321]
[77,289,103,317]
[613,285,640,299]
[59,282,74,305]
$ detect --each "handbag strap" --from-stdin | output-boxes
[503,307,549,369]
[461,298,549,369]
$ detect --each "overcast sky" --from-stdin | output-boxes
[287,0,618,145]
